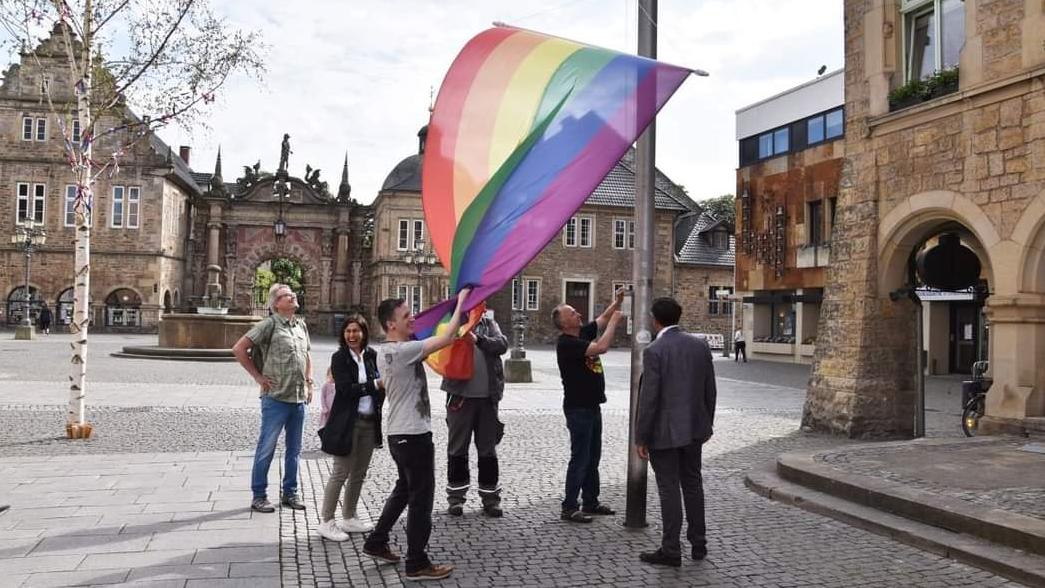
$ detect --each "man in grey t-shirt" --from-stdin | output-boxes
[362,288,470,582]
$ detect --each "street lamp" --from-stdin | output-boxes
[11,219,47,340]
[401,238,434,314]
[273,171,291,242]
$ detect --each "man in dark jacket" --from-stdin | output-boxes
[636,297,717,567]
[440,315,508,517]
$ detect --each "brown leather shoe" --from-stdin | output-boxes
[362,544,401,565]
[406,564,453,580]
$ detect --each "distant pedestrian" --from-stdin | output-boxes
[232,283,313,514]
[441,314,508,518]
[734,328,746,362]
[553,288,624,523]
[636,297,717,567]
[362,288,471,581]
[38,306,52,334]
[316,315,383,542]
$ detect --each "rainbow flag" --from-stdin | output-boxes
[414,25,693,337]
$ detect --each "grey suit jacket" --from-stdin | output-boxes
[636,327,717,450]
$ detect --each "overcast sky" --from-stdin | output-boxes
[37,0,846,204]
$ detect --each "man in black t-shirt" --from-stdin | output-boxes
[552,289,624,523]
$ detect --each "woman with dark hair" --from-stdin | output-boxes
[317,314,384,542]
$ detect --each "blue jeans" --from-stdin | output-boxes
[562,407,602,512]
[251,395,306,499]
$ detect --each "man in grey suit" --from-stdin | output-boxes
[636,297,717,567]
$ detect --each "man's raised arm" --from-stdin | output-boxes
[595,288,625,331]
[421,288,473,357]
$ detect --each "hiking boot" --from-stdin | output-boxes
[406,564,454,581]
[251,497,275,513]
[483,504,503,518]
[362,544,401,565]
[447,503,464,516]
[280,494,306,510]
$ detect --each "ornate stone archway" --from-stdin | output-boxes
[186,148,373,334]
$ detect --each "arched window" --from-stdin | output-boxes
[105,288,142,327]
[173,289,181,309]
[57,287,76,326]
[6,286,43,325]
[163,290,172,314]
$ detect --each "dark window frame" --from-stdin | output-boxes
[739,106,845,166]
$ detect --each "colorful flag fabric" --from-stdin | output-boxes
[414,25,692,338]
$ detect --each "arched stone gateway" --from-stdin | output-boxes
[186,144,372,335]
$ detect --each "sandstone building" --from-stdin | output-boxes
[806,0,1045,437]
[0,28,197,332]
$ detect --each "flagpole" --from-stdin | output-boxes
[624,0,657,530]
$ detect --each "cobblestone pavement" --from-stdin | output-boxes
[815,438,1045,521]
[0,334,1024,587]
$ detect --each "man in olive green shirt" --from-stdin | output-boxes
[233,283,314,513]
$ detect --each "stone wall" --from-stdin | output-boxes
[806,0,1045,437]
[674,264,735,341]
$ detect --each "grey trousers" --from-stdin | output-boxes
[649,441,707,558]
[321,419,376,522]
[445,396,500,507]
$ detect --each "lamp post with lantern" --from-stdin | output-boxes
[400,238,436,315]
[11,219,47,340]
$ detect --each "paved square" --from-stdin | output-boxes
[0,334,1024,587]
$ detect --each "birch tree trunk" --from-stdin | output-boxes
[69,0,93,432]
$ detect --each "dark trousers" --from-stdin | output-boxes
[562,407,602,512]
[364,432,434,573]
[649,441,706,558]
[734,341,747,362]
[446,396,500,507]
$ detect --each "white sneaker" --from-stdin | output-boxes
[338,517,373,533]
[317,519,348,542]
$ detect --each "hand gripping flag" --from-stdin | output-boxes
[414,25,693,355]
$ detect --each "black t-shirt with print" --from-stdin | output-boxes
[556,321,606,409]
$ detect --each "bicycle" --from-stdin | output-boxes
[961,360,991,437]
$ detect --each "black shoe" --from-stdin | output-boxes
[447,504,464,516]
[692,547,707,560]
[251,497,275,513]
[640,549,681,567]
[560,509,593,523]
[363,544,401,565]
[280,494,306,510]
[483,505,503,518]
[581,504,616,515]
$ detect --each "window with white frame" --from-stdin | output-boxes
[564,215,594,247]
[22,117,32,141]
[35,118,46,141]
[16,183,46,225]
[64,185,77,227]
[578,216,593,247]
[613,219,636,249]
[71,115,81,143]
[903,0,963,82]
[411,285,423,315]
[112,186,124,227]
[126,186,140,228]
[511,278,523,310]
[511,277,540,310]
[708,286,733,316]
[397,284,409,301]
[564,217,577,246]
[397,219,409,250]
[413,219,424,249]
